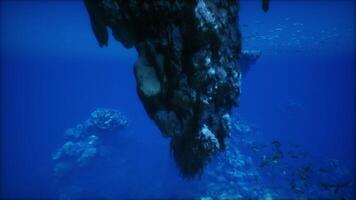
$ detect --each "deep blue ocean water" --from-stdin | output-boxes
[1,1,355,199]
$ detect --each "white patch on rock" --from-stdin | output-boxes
[205,57,211,65]
[222,113,232,134]
[135,59,161,97]
[208,68,215,76]
[198,124,220,153]
[195,0,219,32]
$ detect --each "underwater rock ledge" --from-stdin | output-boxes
[84,0,242,177]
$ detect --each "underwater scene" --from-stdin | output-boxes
[1,0,355,199]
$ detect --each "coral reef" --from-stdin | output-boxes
[89,108,128,131]
[199,115,355,199]
[84,0,246,177]
[52,108,128,177]
[200,116,276,199]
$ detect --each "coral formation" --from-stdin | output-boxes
[52,108,128,177]
[199,115,355,199]
[197,125,220,154]
[84,0,243,178]
[89,108,128,131]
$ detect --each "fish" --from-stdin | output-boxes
[271,140,281,149]
[251,143,267,153]
[319,181,351,194]
[271,150,283,163]
[318,167,330,173]
[329,159,339,168]
[289,180,305,194]
[259,155,270,168]
[297,164,313,180]
[298,151,308,158]
[290,154,300,159]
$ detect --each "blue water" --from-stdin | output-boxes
[1,1,355,199]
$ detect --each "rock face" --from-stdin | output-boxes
[84,0,242,177]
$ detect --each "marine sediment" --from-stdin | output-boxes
[84,0,244,177]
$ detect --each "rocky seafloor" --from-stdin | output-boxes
[52,109,355,199]
[199,115,355,199]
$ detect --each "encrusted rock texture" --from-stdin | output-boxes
[84,0,242,177]
[52,108,128,177]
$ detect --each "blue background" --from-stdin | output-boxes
[1,0,355,198]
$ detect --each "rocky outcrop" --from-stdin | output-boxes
[239,50,261,75]
[52,108,128,177]
[84,0,242,177]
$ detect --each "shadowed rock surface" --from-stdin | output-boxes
[84,0,244,177]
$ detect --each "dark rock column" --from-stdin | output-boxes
[84,0,242,177]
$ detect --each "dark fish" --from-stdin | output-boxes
[253,174,260,183]
[289,180,305,194]
[259,155,270,168]
[271,150,283,163]
[318,167,329,173]
[252,146,261,153]
[262,0,270,13]
[297,164,313,180]
[290,154,299,159]
[251,143,267,153]
[272,140,281,149]
[298,151,308,158]
[287,151,299,159]
[319,181,350,194]
[329,159,339,168]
